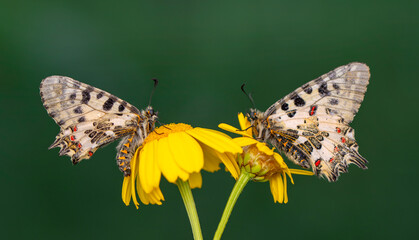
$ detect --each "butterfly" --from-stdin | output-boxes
[247,62,370,181]
[40,76,158,176]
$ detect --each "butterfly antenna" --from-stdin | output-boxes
[148,78,159,106]
[241,84,256,108]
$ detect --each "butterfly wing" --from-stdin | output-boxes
[263,62,370,181]
[40,75,142,165]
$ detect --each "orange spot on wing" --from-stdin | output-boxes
[121,150,128,154]
[119,156,126,160]
[124,143,130,147]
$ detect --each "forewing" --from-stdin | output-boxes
[264,62,370,181]
[40,76,141,164]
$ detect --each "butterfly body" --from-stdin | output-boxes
[40,76,158,176]
[248,62,370,181]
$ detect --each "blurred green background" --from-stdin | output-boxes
[1,0,417,239]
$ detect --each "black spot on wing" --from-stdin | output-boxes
[97,92,104,99]
[332,83,340,90]
[74,106,83,114]
[103,97,116,111]
[309,137,322,149]
[119,101,127,112]
[287,109,296,118]
[294,96,305,107]
[316,135,324,141]
[302,84,312,94]
[78,116,85,123]
[49,111,57,118]
[281,103,289,111]
[88,131,97,138]
[69,93,77,100]
[81,87,93,104]
[318,82,331,97]
[325,108,338,115]
[329,98,339,105]
[58,120,65,126]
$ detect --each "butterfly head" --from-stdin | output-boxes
[247,108,269,140]
[143,106,159,130]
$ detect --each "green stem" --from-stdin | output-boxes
[176,179,203,240]
[213,172,251,240]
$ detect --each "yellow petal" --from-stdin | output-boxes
[155,137,189,183]
[269,176,278,202]
[168,132,204,173]
[238,113,251,135]
[232,137,259,147]
[285,168,294,184]
[203,127,235,139]
[200,143,222,172]
[187,128,243,154]
[255,142,275,155]
[218,123,252,138]
[189,172,202,189]
[277,174,284,203]
[137,174,149,205]
[289,169,315,176]
[273,152,287,167]
[270,174,284,203]
[139,142,153,193]
[121,176,132,206]
[148,188,163,205]
[283,172,288,204]
[151,142,162,192]
[215,151,239,179]
[139,141,162,194]
[218,123,240,133]
[130,149,140,208]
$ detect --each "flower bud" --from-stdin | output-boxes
[238,144,283,182]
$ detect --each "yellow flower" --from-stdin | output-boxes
[122,123,243,208]
[219,113,313,203]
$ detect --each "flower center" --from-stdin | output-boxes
[144,123,193,143]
